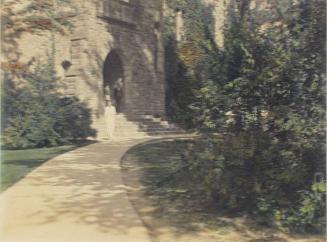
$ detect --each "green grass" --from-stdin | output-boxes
[1,145,77,192]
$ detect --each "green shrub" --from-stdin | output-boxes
[181,134,326,232]
[1,63,96,149]
[275,183,326,233]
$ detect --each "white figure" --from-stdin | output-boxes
[104,86,116,140]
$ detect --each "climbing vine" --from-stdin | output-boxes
[163,0,216,127]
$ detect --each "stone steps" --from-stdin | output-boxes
[122,119,182,132]
[94,113,186,140]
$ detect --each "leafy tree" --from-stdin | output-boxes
[166,0,326,232]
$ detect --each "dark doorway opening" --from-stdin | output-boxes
[103,51,125,113]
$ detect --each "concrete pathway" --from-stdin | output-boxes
[0,139,153,242]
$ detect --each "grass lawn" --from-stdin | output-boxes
[1,145,78,192]
[122,138,325,242]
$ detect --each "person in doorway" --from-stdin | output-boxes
[113,77,124,113]
[104,85,116,140]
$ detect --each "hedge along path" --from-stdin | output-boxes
[0,139,157,242]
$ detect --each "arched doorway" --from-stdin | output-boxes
[103,51,125,113]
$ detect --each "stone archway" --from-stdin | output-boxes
[103,50,125,113]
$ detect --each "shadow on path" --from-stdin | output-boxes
[121,138,325,242]
[0,139,153,242]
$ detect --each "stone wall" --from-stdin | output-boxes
[1,0,78,81]
[2,0,166,136]
[201,0,231,48]
[67,0,166,130]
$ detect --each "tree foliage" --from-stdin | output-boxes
[164,0,214,127]
[165,0,326,232]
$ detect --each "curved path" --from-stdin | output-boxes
[0,139,154,242]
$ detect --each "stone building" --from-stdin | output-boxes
[65,0,169,139]
[2,0,237,139]
[201,0,231,48]
[2,0,175,139]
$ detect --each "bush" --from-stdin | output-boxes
[181,134,326,232]
[275,182,326,233]
[169,0,326,233]
[1,63,96,149]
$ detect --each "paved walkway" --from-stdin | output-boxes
[0,139,153,242]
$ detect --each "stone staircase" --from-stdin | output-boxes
[95,113,185,140]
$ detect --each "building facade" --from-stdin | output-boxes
[2,0,167,138]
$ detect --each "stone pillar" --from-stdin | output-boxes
[175,9,185,42]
